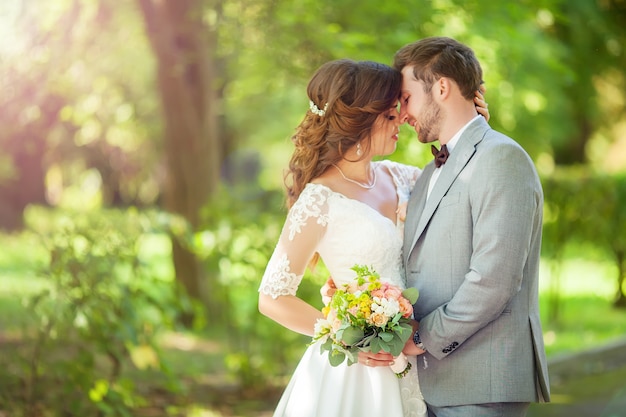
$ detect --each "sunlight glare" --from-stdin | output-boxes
[0,1,23,56]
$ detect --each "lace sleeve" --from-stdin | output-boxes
[377,160,421,225]
[380,160,421,203]
[259,184,331,299]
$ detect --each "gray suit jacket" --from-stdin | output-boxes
[403,117,550,406]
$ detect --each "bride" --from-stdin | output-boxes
[258,58,488,417]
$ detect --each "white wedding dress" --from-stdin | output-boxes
[259,160,427,417]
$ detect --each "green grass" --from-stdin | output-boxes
[0,231,48,287]
[538,256,626,357]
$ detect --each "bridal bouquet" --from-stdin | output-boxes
[312,265,419,377]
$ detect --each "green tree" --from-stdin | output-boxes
[136,0,226,319]
[547,0,626,164]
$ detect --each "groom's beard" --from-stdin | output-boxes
[417,94,442,144]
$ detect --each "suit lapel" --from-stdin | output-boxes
[403,164,432,259]
[405,118,490,257]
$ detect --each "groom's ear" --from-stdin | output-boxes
[435,77,452,101]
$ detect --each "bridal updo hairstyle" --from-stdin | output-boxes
[285,59,402,208]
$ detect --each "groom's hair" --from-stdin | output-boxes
[393,37,483,100]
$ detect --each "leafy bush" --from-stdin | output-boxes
[1,207,184,416]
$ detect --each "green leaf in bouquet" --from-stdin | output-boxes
[345,349,359,365]
[319,338,334,354]
[387,338,404,357]
[396,322,413,341]
[402,287,419,304]
[341,326,365,346]
[328,350,346,367]
[369,336,382,353]
[379,342,393,353]
[351,264,379,280]
[335,325,348,340]
[379,332,394,342]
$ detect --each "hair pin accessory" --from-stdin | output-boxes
[309,100,328,117]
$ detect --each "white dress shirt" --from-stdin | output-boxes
[427,115,481,200]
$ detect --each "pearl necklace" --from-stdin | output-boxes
[332,163,377,189]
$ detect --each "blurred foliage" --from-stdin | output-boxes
[0,0,161,230]
[0,207,185,416]
[542,170,626,310]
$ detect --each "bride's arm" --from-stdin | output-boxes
[258,237,324,337]
[258,186,329,337]
[258,294,323,337]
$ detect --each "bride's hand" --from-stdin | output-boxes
[474,83,490,122]
[359,350,394,367]
[320,277,336,305]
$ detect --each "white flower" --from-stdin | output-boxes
[314,318,331,334]
[314,318,331,343]
[372,297,400,317]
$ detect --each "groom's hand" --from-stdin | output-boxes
[403,319,426,356]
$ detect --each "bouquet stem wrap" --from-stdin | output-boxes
[390,353,409,373]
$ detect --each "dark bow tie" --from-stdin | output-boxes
[431,144,449,168]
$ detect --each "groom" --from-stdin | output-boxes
[394,37,550,416]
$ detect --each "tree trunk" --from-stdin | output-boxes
[0,93,61,231]
[137,0,222,319]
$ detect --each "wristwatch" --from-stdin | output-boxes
[413,329,425,350]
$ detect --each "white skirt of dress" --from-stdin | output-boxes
[272,342,427,417]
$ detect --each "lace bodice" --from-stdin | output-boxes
[259,160,420,298]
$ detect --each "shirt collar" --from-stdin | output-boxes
[442,115,481,154]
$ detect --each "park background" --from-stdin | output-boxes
[1,0,625,416]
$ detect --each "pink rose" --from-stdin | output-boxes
[383,286,403,300]
[371,289,385,298]
[398,297,414,318]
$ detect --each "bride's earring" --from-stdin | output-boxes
[356,142,362,157]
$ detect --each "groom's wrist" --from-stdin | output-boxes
[413,329,425,351]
